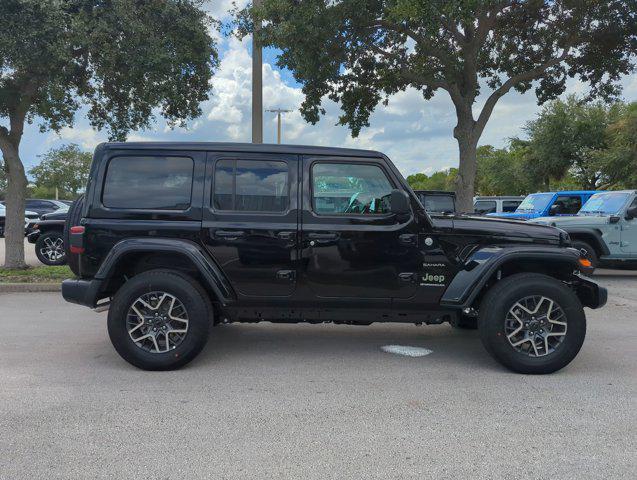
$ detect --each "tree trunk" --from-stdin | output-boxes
[0,137,27,269]
[454,126,479,213]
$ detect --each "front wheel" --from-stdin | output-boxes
[479,273,586,374]
[107,270,212,370]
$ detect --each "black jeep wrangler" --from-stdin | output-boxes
[62,142,607,373]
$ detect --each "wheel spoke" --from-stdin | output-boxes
[505,295,567,358]
[126,291,189,354]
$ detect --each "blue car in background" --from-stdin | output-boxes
[486,190,600,220]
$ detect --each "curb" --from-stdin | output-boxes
[0,283,62,293]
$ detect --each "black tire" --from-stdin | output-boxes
[107,269,212,370]
[35,231,67,266]
[64,194,84,276]
[571,240,598,271]
[478,273,586,374]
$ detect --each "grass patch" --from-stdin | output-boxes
[0,265,73,283]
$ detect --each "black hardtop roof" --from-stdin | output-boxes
[100,142,384,158]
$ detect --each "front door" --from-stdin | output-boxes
[202,152,299,297]
[300,157,420,301]
[621,196,637,256]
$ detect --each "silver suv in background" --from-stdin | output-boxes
[473,196,525,215]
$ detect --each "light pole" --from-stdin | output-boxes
[266,108,292,144]
[251,0,263,143]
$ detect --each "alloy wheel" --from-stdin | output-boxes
[504,295,567,357]
[126,291,189,353]
[40,236,65,262]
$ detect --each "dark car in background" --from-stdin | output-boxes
[24,199,69,216]
[27,209,69,265]
[413,190,456,214]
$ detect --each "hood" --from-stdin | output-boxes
[486,211,534,220]
[435,214,563,243]
[530,215,612,228]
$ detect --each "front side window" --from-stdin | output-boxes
[102,156,194,210]
[213,159,288,212]
[552,195,582,215]
[474,200,496,214]
[312,163,393,215]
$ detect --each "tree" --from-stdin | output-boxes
[525,97,631,189]
[0,159,6,199]
[602,102,637,188]
[475,143,539,195]
[407,168,457,191]
[237,0,637,211]
[0,0,218,268]
[28,144,92,199]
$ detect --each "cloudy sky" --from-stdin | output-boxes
[10,0,637,179]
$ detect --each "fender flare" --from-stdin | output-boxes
[95,237,235,305]
[440,245,582,308]
[563,228,610,256]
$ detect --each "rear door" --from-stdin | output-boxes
[202,152,299,297]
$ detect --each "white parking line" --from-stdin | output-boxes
[381,345,433,357]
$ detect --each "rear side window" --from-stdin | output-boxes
[312,162,393,215]
[474,200,496,214]
[502,201,521,212]
[213,159,289,212]
[102,156,194,210]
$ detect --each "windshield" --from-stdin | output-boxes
[579,192,630,215]
[420,194,455,214]
[516,193,554,212]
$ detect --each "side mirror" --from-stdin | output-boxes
[626,206,637,220]
[390,189,411,215]
[549,204,561,216]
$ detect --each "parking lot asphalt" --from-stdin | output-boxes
[1,271,636,479]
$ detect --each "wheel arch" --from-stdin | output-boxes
[96,238,235,306]
[441,246,586,310]
[566,228,609,256]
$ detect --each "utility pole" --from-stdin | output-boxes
[251,0,263,143]
[266,108,292,144]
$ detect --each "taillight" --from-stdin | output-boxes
[69,225,85,254]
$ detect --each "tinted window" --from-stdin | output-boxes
[103,156,194,210]
[312,163,393,215]
[474,200,496,214]
[552,195,582,215]
[213,159,288,212]
[502,200,521,212]
[419,194,455,213]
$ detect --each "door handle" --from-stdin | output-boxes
[399,233,417,245]
[308,232,339,240]
[277,231,295,240]
[213,229,245,239]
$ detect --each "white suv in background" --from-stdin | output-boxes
[473,196,525,215]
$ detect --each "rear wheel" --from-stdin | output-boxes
[35,231,66,265]
[107,269,212,370]
[479,273,586,374]
[64,194,84,276]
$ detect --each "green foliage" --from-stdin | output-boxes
[407,169,457,191]
[0,265,72,283]
[28,144,91,199]
[0,0,218,140]
[525,97,636,189]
